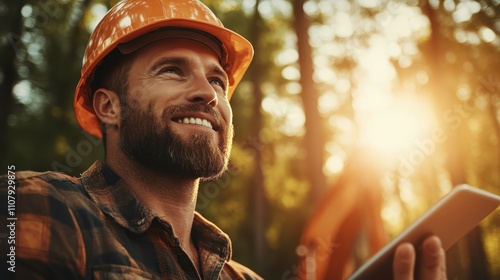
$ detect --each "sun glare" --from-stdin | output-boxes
[357,95,435,160]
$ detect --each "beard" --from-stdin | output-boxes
[119,102,233,180]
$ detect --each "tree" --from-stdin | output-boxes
[417,1,496,278]
[247,0,269,272]
[292,0,327,205]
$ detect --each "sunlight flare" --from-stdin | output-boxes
[357,95,435,160]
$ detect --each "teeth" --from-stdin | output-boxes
[178,117,213,129]
[202,119,212,129]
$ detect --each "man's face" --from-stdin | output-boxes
[118,37,233,180]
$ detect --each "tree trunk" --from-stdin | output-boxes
[248,0,267,273]
[420,2,491,279]
[292,0,327,205]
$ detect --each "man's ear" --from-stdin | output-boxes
[93,89,122,129]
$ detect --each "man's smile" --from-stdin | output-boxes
[175,117,213,130]
[170,110,221,132]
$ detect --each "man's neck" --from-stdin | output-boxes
[106,152,199,250]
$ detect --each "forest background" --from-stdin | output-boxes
[1,0,499,279]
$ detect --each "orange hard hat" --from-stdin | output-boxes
[74,0,254,138]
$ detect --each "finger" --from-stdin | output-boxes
[393,243,415,280]
[418,236,446,280]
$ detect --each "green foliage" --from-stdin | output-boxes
[1,0,103,174]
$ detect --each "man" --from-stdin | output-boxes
[1,0,446,279]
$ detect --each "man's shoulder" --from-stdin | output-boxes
[224,260,264,280]
[1,169,91,209]
[2,169,81,193]
[1,170,93,278]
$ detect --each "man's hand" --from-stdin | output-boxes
[393,236,447,280]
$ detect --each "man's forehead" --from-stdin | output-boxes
[133,38,227,74]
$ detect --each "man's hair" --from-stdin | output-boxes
[90,49,135,150]
[90,48,135,101]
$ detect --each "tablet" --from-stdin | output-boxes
[347,184,500,280]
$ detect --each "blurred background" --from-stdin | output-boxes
[1,0,499,279]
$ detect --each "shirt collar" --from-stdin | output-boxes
[193,212,232,262]
[80,160,154,234]
[80,160,232,260]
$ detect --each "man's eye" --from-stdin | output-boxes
[158,67,180,75]
[210,78,227,89]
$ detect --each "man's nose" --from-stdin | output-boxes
[186,77,218,107]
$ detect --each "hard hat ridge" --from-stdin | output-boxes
[116,27,225,65]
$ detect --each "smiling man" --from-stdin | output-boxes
[3,0,446,279]
[9,0,260,279]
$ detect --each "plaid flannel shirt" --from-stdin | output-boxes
[1,161,262,279]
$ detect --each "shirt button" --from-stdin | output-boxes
[137,218,146,226]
